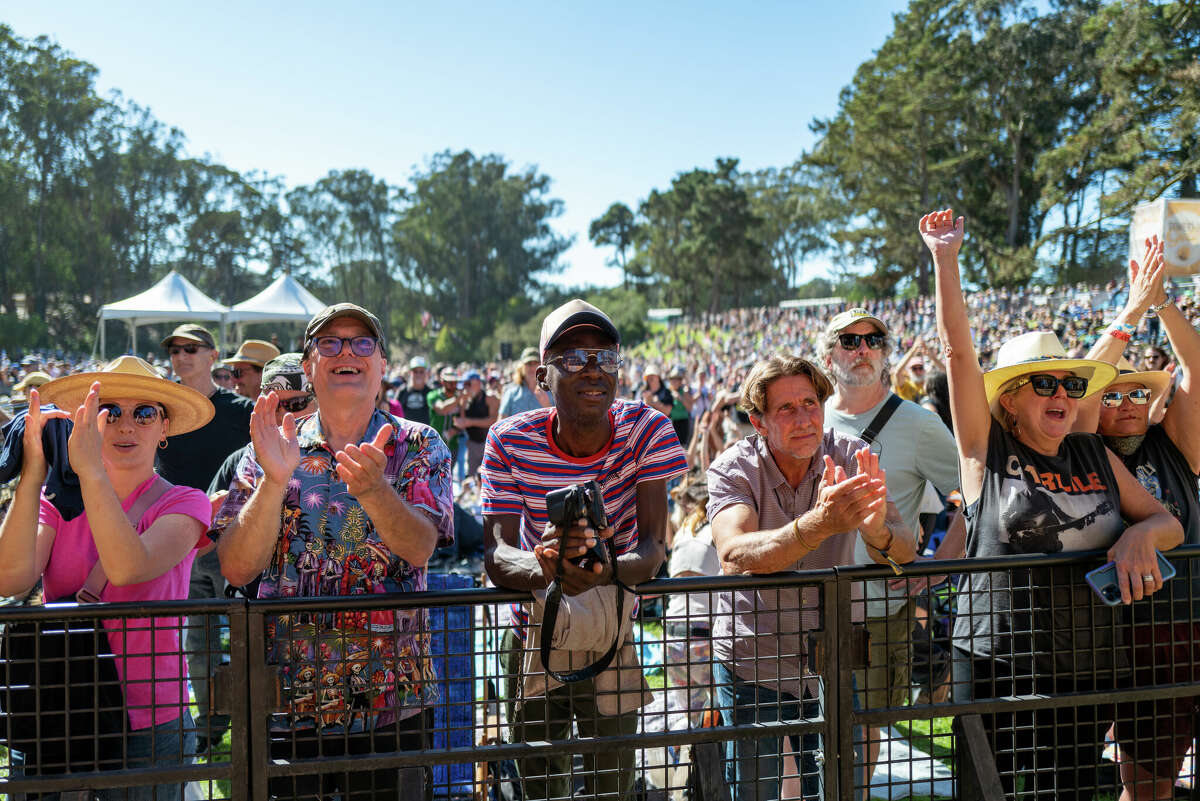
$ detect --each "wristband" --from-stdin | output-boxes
[1108,321,1136,337]
[1107,327,1132,343]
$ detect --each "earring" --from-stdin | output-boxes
[158,438,168,450]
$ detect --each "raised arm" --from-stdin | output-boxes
[1157,292,1200,473]
[1075,238,1166,433]
[920,209,988,502]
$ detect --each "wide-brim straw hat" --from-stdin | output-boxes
[1108,356,1172,398]
[223,339,281,368]
[983,331,1118,417]
[39,355,215,435]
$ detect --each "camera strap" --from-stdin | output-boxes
[539,538,625,683]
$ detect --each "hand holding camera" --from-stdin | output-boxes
[535,481,613,596]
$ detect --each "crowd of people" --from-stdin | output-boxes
[0,215,1198,801]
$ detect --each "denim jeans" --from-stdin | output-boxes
[11,712,196,801]
[714,663,862,801]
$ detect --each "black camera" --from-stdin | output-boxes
[545,480,609,568]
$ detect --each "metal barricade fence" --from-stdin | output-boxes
[1,547,1197,800]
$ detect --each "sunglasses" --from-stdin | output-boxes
[212,371,232,381]
[99,402,165,426]
[168,343,211,356]
[312,335,379,358]
[547,348,623,374]
[230,366,262,379]
[1009,373,1089,399]
[278,394,315,413]
[838,333,887,350]
[1101,388,1151,407]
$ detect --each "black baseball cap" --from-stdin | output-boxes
[539,299,620,359]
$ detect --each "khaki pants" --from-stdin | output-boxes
[499,629,637,801]
[853,600,914,710]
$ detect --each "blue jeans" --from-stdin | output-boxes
[10,712,196,801]
[715,663,861,801]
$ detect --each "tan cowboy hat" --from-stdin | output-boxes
[12,371,52,395]
[223,339,281,368]
[39,356,215,435]
[983,331,1118,417]
[1107,356,1172,398]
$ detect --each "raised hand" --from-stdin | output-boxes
[66,382,110,482]
[918,209,965,258]
[251,391,301,485]
[1127,235,1167,312]
[334,423,392,500]
[19,388,71,484]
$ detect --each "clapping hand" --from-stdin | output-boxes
[919,209,965,258]
[65,382,110,482]
[813,450,888,538]
[19,388,71,483]
[334,423,393,501]
[251,391,301,485]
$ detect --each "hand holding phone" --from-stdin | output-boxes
[1086,550,1176,606]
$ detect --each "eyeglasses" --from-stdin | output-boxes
[312,335,379,358]
[1101,388,1151,407]
[1008,373,1089,399]
[838,333,887,350]
[99,402,165,426]
[230,366,262,379]
[168,343,211,356]
[547,348,623,374]
[278,394,315,413]
[212,371,232,381]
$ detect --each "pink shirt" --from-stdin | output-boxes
[39,475,211,730]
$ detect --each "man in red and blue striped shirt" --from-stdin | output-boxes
[481,299,687,801]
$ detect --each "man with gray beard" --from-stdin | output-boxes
[821,308,962,789]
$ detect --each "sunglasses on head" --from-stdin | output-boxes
[168,343,210,356]
[1101,388,1151,407]
[311,335,379,358]
[1009,373,1089,399]
[277,393,315,413]
[99,402,165,426]
[547,348,623,374]
[838,333,887,350]
[230,366,262,379]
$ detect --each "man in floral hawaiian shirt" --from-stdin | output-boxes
[212,302,453,801]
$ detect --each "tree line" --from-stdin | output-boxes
[1,0,1196,359]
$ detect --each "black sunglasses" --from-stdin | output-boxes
[312,335,379,358]
[838,333,887,350]
[1009,373,1089,399]
[278,394,315,413]
[230,366,262,379]
[168,343,211,356]
[547,348,623,374]
[1101,388,1151,407]
[99,402,165,426]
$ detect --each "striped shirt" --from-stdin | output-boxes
[480,399,688,633]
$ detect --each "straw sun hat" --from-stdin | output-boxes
[39,355,215,435]
[983,331,1118,417]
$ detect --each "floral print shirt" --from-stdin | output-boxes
[212,409,453,732]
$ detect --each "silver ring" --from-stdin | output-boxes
[1142,574,1155,583]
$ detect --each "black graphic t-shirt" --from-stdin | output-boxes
[1118,423,1200,620]
[396,387,431,427]
[955,419,1126,675]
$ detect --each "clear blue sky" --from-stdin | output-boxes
[5,2,907,289]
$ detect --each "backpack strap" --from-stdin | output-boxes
[76,475,173,604]
[859,393,903,447]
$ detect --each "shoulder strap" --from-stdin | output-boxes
[859,393,903,447]
[76,475,173,604]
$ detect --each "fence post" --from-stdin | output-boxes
[686,741,732,801]
[244,604,272,801]
[226,600,252,801]
[953,713,1004,800]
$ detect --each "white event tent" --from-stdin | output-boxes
[224,273,326,341]
[96,271,228,358]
